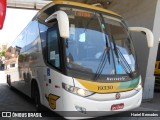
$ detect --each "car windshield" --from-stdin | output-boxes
[61,7,137,80]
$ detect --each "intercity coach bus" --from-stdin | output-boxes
[5,0,154,118]
[154,43,160,89]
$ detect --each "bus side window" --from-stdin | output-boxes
[47,23,60,69]
[25,21,39,51]
[38,23,48,60]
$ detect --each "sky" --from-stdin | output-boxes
[0,8,38,46]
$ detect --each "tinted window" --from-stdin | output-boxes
[47,24,60,68]
[15,30,26,53]
[156,44,160,61]
[26,21,39,51]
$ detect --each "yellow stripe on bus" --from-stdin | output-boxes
[76,79,133,93]
[52,1,120,17]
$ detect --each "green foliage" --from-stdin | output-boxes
[19,54,25,61]
[0,49,6,57]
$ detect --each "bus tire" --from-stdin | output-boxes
[7,75,9,84]
[7,75,12,88]
[31,82,42,111]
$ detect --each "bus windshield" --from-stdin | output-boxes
[62,7,137,81]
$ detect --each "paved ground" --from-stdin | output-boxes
[0,71,160,120]
[0,71,6,83]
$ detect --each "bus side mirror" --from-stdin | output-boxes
[45,11,69,38]
[128,27,154,48]
[0,0,6,30]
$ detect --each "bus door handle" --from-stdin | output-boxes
[49,79,51,84]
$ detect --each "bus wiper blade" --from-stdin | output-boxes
[93,14,111,81]
[105,35,111,64]
[93,47,110,81]
[117,47,134,78]
[111,36,134,78]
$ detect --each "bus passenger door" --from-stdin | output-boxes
[43,23,62,110]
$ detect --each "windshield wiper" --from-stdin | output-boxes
[92,14,111,81]
[93,47,110,81]
[117,48,134,78]
[111,36,134,78]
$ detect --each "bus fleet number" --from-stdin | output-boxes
[98,86,113,90]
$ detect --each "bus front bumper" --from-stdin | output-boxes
[60,89,142,118]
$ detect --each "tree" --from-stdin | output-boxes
[0,49,6,57]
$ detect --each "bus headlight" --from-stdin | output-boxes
[62,83,94,97]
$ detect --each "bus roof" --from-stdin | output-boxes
[43,1,120,17]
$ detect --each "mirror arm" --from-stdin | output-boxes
[45,11,69,38]
[128,27,154,48]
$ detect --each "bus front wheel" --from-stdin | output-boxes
[32,83,42,111]
[7,75,12,88]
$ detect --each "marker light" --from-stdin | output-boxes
[134,76,142,91]
[134,84,142,92]
[62,83,94,97]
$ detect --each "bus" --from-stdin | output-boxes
[5,0,154,118]
[154,43,160,89]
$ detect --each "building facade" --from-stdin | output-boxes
[0,42,7,52]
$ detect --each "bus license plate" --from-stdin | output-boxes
[111,103,124,110]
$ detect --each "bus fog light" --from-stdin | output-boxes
[75,105,86,114]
